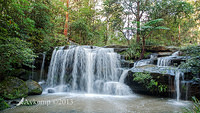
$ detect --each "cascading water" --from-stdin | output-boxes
[133,54,157,67]
[46,46,132,95]
[157,51,180,67]
[134,59,154,67]
[40,52,46,81]
[157,57,172,67]
[175,70,184,101]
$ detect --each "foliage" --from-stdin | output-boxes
[133,72,167,93]
[179,45,200,76]
[184,97,200,113]
[68,0,107,45]
[0,0,69,76]
[122,40,141,60]
[126,18,169,59]
[150,0,194,45]
[0,38,36,75]
[0,97,10,111]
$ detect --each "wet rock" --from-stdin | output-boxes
[145,46,179,53]
[158,52,172,57]
[26,80,42,95]
[104,45,128,53]
[121,60,134,68]
[0,76,28,99]
[47,88,55,93]
[125,71,174,97]
[64,46,69,50]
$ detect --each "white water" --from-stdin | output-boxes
[40,52,46,81]
[157,57,172,67]
[175,70,184,101]
[46,46,132,95]
[119,70,129,83]
[157,51,180,67]
[134,59,154,67]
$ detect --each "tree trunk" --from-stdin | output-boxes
[136,1,140,43]
[140,36,145,59]
[178,24,181,41]
[64,0,69,41]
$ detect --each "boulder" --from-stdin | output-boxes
[125,71,174,97]
[47,88,55,93]
[26,80,42,95]
[0,76,28,99]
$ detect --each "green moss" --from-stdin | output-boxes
[26,80,42,95]
[0,76,28,99]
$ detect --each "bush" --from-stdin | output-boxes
[179,45,200,75]
[133,72,167,93]
[184,97,200,113]
[122,40,142,60]
[0,97,10,111]
[0,37,36,76]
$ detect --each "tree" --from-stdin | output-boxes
[149,0,194,45]
[103,0,131,45]
[120,0,151,43]
[126,19,169,59]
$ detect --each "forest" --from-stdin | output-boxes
[1,0,199,76]
[0,0,200,112]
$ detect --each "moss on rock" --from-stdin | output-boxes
[26,80,42,95]
[0,76,28,100]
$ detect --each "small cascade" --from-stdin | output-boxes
[40,52,46,81]
[172,51,180,57]
[133,53,157,67]
[46,46,132,95]
[119,70,129,83]
[157,51,180,67]
[134,59,154,67]
[157,57,172,67]
[175,70,184,101]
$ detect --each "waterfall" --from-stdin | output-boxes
[46,46,132,95]
[133,54,157,67]
[157,51,180,67]
[175,70,184,101]
[40,52,46,81]
[172,51,180,57]
[157,57,172,67]
[119,70,129,83]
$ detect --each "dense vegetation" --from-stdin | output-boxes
[0,0,200,111]
[0,0,199,77]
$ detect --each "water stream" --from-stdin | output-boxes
[3,47,192,113]
[46,46,131,95]
[40,52,46,81]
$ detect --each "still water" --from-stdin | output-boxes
[3,93,191,113]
